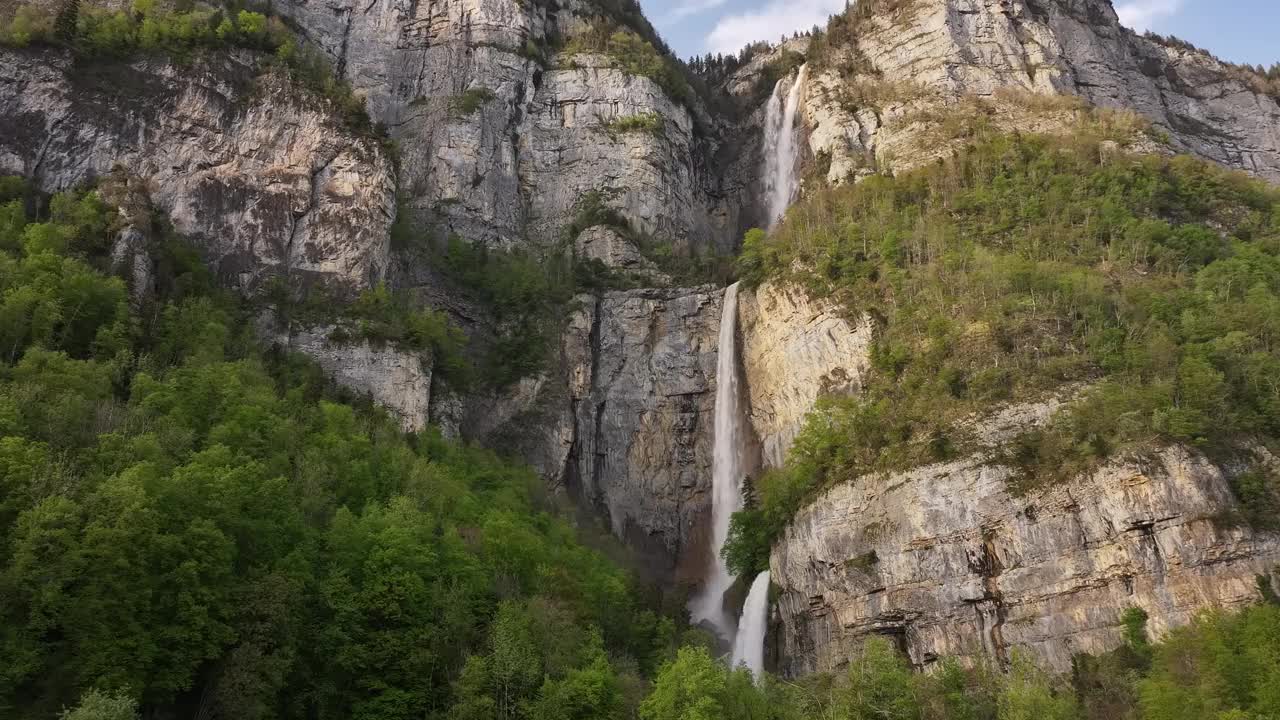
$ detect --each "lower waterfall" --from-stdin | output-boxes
[689,282,746,643]
[731,570,771,678]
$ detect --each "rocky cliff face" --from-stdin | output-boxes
[271,0,743,254]
[0,48,396,292]
[6,0,1280,673]
[738,282,872,470]
[766,0,1280,185]
[769,403,1280,676]
[561,287,723,579]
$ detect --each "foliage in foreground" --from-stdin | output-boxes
[640,603,1280,720]
[0,180,672,720]
[727,131,1280,574]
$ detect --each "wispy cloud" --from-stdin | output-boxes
[1115,0,1184,32]
[704,0,846,56]
[663,0,728,23]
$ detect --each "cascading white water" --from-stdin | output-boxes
[689,282,746,642]
[731,570,771,679]
[761,64,809,229]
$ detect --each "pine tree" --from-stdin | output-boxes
[54,0,80,41]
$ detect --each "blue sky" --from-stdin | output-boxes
[644,0,1280,67]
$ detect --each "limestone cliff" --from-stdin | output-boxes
[562,287,722,580]
[770,425,1280,675]
[729,0,1280,186]
[0,48,396,293]
[270,0,743,254]
[738,281,872,470]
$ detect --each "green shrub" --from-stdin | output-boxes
[449,87,496,117]
[603,112,663,137]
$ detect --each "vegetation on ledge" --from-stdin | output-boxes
[727,130,1280,575]
[0,0,374,134]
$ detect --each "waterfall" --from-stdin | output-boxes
[731,570,771,679]
[689,282,746,642]
[762,64,809,230]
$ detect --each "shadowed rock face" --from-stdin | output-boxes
[562,287,723,581]
[0,48,396,293]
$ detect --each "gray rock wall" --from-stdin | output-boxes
[760,0,1280,185]
[0,49,396,292]
[770,422,1280,676]
[562,287,723,580]
[272,0,742,254]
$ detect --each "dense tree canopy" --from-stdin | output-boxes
[0,179,674,719]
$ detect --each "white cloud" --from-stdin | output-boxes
[664,0,728,23]
[1115,0,1184,32]
[704,0,846,56]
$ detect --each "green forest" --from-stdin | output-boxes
[1,148,1279,720]
[2,1,1280,718]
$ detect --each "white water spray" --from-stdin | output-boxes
[731,570,771,679]
[762,64,809,229]
[689,282,747,641]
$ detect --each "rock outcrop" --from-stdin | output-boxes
[738,281,873,469]
[0,48,396,292]
[575,225,672,285]
[284,326,433,434]
[770,410,1280,675]
[754,0,1280,185]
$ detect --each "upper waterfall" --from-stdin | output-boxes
[689,282,747,643]
[762,64,809,230]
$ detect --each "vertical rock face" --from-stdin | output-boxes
[520,57,716,253]
[770,424,1280,676]
[562,287,722,579]
[284,326,433,433]
[273,0,740,254]
[788,0,1280,184]
[0,49,397,292]
[738,282,873,469]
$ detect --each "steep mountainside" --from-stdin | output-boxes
[776,0,1280,184]
[0,49,396,292]
[3,0,1280,684]
[270,0,751,253]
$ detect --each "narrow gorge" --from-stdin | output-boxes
[2,0,1280,716]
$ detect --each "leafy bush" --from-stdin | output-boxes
[604,111,664,137]
[449,87,497,117]
[334,283,471,384]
